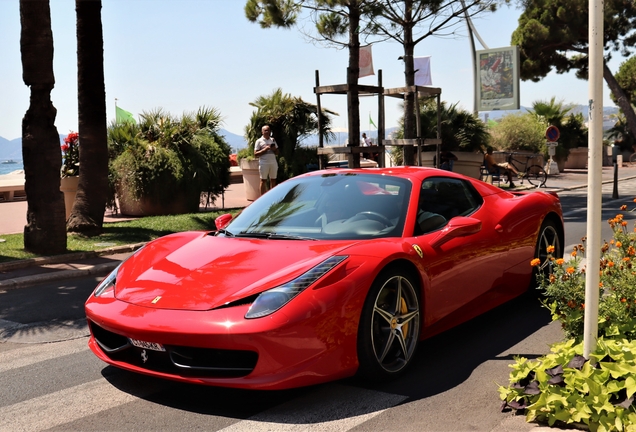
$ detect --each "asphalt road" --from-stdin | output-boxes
[2,186,636,431]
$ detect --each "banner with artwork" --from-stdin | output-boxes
[476,46,520,111]
[359,45,374,78]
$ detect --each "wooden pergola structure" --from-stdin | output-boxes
[314,69,442,169]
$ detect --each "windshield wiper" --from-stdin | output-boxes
[235,231,315,240]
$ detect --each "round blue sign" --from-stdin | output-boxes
[546,125,560,142]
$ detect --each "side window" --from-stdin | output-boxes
[415,177,483,235]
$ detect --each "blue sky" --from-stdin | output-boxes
[0,0,622,141]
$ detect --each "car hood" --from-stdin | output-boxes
[114,232,354,311]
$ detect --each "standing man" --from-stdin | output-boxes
[254,125,279,195]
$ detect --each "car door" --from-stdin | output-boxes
[411,177,505,323]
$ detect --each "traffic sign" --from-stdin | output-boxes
[546,125,560,142]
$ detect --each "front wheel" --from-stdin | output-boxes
[357,267,421,380]
[525,165,547,187]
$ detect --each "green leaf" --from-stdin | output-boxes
[625,376,636,400]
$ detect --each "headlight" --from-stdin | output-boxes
[94,264,120,297]
[93,245,145,297]
[245,255,348,319]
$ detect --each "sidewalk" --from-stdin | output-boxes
[2,165,636,290]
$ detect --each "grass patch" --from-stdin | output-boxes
[0,209,242,263]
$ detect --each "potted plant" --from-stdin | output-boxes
[108,107,231,216]
[60,131,80,220]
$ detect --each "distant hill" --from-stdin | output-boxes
[0,129,248,160]
[219,129,247,151]
[483,104,619,121]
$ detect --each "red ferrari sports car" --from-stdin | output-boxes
[85,166,563,390]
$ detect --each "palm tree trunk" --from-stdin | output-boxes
[401,0,416,166]
[346,1,361,168]
[67,0,108,235]
[20,0,66,254]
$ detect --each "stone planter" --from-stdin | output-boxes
[117,186,198,216]
[240,158,260,201]
[60,176,79,220]
[419,151,483,179]
[564,147,588,169]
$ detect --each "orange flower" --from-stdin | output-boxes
[629,246,636,256]
[608,261,615,268]
[623,221,628,227]
[571,251,577,257]
[624,257,631,262]
[550,274,556,283]
[617,241,623,248]
[547,245,555,253]
[621,298,627,303]
[556,258,565,265]
[566,267,576,274]
[599,282,604,287]
[530,258,541,267]
[621,205,628,210]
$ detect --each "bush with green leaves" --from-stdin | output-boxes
[502,202,636,431]
[108,107,231,212]
[488,112,547,154]
[499,338,636,432]
[533,204,636,342]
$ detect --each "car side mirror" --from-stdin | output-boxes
[430,216,482,248]
[215,213,233,230]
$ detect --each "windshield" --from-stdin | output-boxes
[220,173,411,240]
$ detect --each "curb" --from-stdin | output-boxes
[0,262,120,290]
[0,242,145,289]
[0,242,145,273]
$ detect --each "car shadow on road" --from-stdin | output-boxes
[98,290,558,424]
[350,289,556,400]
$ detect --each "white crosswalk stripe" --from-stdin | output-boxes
[0,337,88,373]
[219,384,407,432]
[0,337,408,432]
[0,378,142,432]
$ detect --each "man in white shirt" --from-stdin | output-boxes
[254,125,279,195]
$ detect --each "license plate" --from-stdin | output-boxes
[128,338,165,352]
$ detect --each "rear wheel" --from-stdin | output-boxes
[357,267,421,380]
[525,165,547,187]
[534,219,563,282]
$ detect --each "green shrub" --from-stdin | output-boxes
[534,204,636,342]
[108,107,231,212]
[500,338,636,431]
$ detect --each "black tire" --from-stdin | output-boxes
[526,165,547,187]
[357,267,421,380]
[534,219,563,283]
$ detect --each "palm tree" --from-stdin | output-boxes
[109,107,231,214]
[529,97,572,127]
[19,0,66,254]
[607,112,636,153]
[67,0,109,236]
[530,97,587,161]
[395,99,489,153]
[244,88,335,180]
